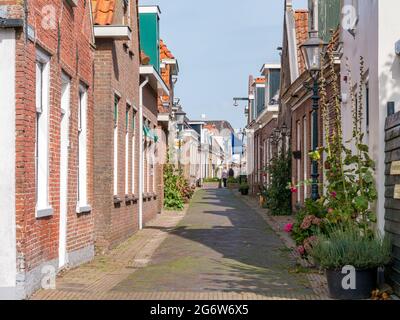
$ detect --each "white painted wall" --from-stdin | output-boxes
[341,0,400,233]
[0,29,17,297]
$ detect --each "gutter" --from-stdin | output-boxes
[138,76,149,230]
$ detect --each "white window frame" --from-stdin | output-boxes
[125,105,130,195]
[113,95,119,196]
[131,109,136,194]
[35,49,53,218]
[77,85,91,213]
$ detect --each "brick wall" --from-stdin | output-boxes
[13,0,95,297]
[249,118,277,195]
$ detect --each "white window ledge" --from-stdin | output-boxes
[36,207,54,219]
[94,25,132,40]
[76,204,92,214]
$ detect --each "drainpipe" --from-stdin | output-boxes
[139,76,149,230]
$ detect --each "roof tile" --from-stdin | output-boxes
[92,0,115,25]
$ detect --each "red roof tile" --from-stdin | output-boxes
[92,0,115,25]
[294,9,309,74]
[160,39,175,60]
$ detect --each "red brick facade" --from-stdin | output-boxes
[91,1,157,252]
[7,0,95,298]
[249,118,277,195]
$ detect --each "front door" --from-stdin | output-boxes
[59,74,71,268]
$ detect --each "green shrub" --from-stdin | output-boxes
[227,177,239,184]
[263,151,292,216]
[163,163,184,210]
[239,182,249,191]
[311,225,391,270]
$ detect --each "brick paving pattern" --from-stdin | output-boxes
[32,189,328,300]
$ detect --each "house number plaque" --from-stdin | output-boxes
[394,185,400,200]
[391,161,400,175]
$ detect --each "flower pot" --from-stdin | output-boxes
[240,189,249,196]
[326,268,377,300]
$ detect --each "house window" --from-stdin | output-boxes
[35,49,52,218]
[256,86,266,116]
[268,69,281,105]
[131,109,136,194]
[77,85,90,212]
[113,95,119,196]
[125,105,130,195]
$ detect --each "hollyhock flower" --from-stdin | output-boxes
[297,246,305,256]
[312,217,322,226]
[331,191,337,198]
[284,223,293,233]
[300,215,314,230]
[303,236,318,254]
[290,186,298,193]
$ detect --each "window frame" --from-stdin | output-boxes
[35,48,53,218]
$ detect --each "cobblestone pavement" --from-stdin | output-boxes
[32,189,326,300]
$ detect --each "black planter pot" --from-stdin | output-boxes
[240,189,249,196]
[326,268,377,300]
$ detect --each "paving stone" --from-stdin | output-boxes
[31,190,325,300]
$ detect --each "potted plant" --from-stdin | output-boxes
[227,177,239,189]
[310,225,391,300]
[239,182,250,196]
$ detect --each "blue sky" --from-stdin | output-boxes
[140,0,308,130]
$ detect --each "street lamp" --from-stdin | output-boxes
[300,30,328,201]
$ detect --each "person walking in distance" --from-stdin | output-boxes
[222,169,228,188]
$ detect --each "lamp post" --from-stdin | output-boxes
[175,109,186,171]
[300,30,328,201]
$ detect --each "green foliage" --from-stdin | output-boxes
[317,55,377,232]
[239,182,249,191]
[163,163,184,210]
[227,177,239,184]
[311,225,391,270]
[262,150,292,216]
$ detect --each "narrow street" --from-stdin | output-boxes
[32,190,317,300]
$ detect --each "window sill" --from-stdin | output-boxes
[36,207,54,219]
[76,205,92,214]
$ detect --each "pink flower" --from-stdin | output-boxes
[290,187,298,194]
[312,217,322,226]
[297,246,305,256]
[331,191,337,198]
[300,215,314,230]
[328,208,334,214]
[284,223,293,233]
